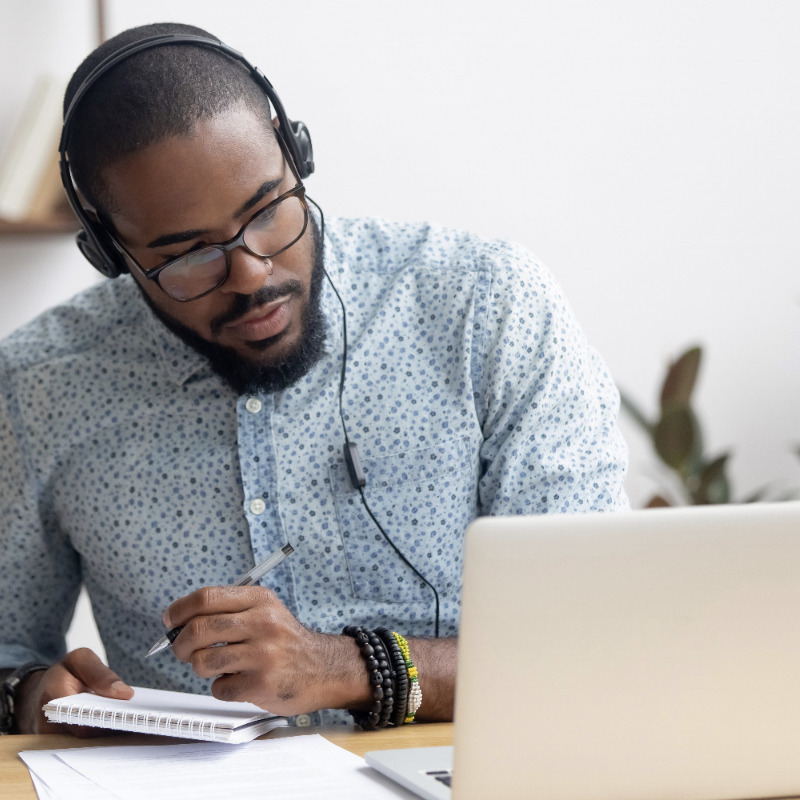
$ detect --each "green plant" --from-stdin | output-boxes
[620,345,762,507]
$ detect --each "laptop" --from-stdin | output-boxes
[367,501,800,800]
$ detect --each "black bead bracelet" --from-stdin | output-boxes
[376,627,409,727]
[342,625,395,730]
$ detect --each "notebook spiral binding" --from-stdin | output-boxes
[49,701,223,740]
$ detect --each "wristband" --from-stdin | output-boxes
[0,662,49,735]
[342,626,395,730]
[392,632,422,723]
[375,627,408,727]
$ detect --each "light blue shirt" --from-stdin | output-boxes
[0,217,628,720]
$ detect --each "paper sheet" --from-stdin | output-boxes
[21,735,416,800]
[19,749,115,799]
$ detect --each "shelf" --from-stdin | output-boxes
[0,4,105,240]
[0,216,79,235]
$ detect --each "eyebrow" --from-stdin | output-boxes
[146,178,284,249]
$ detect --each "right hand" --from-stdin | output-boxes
[16,647,133,735]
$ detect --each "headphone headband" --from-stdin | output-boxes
[60,32,314,279]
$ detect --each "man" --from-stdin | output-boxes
[0,22,628,735]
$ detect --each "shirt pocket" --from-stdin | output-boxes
[329,437,476,604]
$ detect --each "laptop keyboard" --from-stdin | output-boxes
[426,769,453,788]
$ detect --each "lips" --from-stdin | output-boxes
[224,297,292,342]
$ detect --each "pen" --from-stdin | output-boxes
[145,542,295,658]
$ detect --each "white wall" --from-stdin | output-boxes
[0,1,102,332]
[2,1,799,656]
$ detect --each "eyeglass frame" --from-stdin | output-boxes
[108,131,309,302]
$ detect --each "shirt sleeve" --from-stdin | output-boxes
[474,243,629,515]
[0,352,82,668]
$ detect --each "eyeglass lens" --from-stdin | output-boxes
[158,192,307,301]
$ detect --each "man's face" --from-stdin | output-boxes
[102,106,324,393]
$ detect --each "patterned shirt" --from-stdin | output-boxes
[0,217,628,722]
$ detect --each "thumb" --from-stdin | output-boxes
[62,647,134,698]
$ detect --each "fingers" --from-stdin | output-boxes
[206,648,306,711]
[164,585,269,629]
[167,586,280,659]
[18,648,133,735]
[189,642,250,679]
[171,613,249,661]
[61,648,134,698]
[210,669,296,707]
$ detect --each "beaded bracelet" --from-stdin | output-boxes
[376,627,409,727]
[342,626,395,730]
[392,631,422,723]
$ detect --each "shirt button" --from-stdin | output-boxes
[295,714,311,727]
[249,498,266,515]
[245,397,262,414]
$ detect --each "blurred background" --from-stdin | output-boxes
[1,1,798,655]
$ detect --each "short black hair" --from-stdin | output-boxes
[64,22,273,214]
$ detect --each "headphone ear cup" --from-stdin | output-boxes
[76,222,128,279]
[289,120,314,179]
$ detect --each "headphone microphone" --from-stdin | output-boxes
[344,442,367,489]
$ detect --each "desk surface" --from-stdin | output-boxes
[1,722,454,800]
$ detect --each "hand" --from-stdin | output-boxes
[17,647,134,735]
[165,586,370,715]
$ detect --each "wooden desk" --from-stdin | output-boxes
[0,722,454,799]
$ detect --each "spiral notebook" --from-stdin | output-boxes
[42,686,287,743]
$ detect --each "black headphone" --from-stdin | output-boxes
[59,33,315,279]
[61,32,442,637]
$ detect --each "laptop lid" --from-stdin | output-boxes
[450,501,800,800]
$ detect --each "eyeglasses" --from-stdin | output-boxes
[114,139,309,302]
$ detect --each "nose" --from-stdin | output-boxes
[219,245,274,295]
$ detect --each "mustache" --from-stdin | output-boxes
[210,280,304,336]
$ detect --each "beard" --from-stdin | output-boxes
[140,216,328,395]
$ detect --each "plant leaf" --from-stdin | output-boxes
[694,454,730,504]
[653,406,695,470]
[619,392,652,434]
[660,346,702,409]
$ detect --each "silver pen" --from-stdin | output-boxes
[145,542,295,658]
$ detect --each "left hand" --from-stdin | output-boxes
[164,585,370,715]
[16,648,134,735]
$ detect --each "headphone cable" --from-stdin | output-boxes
[307,196,441,638]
